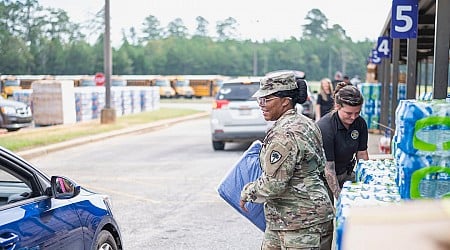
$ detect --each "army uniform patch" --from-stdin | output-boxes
[270,150,282,164]
[264,142,290,177]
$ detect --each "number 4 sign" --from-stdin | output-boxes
[391,0,418,38]
[377,37,392,58]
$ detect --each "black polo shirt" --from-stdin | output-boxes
[316,111,368,175]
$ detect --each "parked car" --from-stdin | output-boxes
[0,146,123,249]
[0,96,33,131]
[210,77,269,150]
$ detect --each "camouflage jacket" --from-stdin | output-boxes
[241,109,335,230]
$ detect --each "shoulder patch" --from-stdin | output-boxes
[270,150,282,164]
[263,142,291,177]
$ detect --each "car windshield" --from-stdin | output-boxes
[4,80,20,86]
[176,80,189,87]
[155,80,170,87]
[217,82,259,101]
[80,79,95,86]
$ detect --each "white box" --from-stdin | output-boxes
[32,80,76,125]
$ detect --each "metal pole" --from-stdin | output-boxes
[253,42,258,76]
[104,0,111,109]
[406,39,417,99]
[432,0,450,99]
[100,0,116,124]
[391,38,400,139]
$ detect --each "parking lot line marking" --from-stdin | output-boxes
[83,185,162,204]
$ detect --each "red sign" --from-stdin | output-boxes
[94,72,105,86]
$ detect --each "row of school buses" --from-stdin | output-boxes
[0,74,228,99]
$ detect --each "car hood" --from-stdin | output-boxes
[79,187,98,196]
[0,98,27,108]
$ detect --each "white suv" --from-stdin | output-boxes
[210,77,268,150]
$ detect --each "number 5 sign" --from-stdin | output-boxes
[391,0,418,38]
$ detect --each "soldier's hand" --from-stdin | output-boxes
[239,200,249,212]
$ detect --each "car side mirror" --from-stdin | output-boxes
[50,176,80,199]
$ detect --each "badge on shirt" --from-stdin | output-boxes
[264,142,290,177]
[270,150,282,164]
[351,130,359,140]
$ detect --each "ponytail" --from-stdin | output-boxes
[334,82,364,106]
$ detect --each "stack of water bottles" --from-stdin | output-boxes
[335,99,449,250]
[358,83,407,131]
[392,99,450,200]
[335,159,401,250]
[358,83,381,130]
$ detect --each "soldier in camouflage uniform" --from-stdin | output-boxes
[240,71,334,250]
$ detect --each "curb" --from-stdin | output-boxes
[17,112,210,160]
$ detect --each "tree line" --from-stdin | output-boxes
[0,0,375,81]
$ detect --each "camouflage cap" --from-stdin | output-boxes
[252,71,298,98]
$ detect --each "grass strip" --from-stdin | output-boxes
[0,108,202,152]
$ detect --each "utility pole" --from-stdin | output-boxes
[253,42,258,76]
[328,48,332,79]
[252,20,259,76]
[100,0,116,124]
[341,47,347,76]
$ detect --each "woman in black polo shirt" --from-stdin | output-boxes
[316,82,369,203]
[315,78,334,121]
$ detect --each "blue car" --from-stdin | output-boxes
[0,146,123,249]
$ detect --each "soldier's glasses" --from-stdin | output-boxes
[256,96,279,106]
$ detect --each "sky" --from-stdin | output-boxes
[38,0,392,47]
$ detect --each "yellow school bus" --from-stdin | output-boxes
[0,76,22,98]
[153,77,176,98]
[167,76,194,99]
[122,75,175,98]
[184,75,227,98]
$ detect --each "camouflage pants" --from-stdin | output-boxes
[261,220,333,250]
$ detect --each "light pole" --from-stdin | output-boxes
[100,0,116,124]
[253,42,258,76]
[252,19,259,76]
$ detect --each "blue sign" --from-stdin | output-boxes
[370,49,381,64]
[377,37,391,58]
[391,0,418,38]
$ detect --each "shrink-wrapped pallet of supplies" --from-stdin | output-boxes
[111,88,123,116]
[140,86,159,111]
[74,87,94,122]
[31,80,76,126]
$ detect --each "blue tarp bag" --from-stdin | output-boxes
[217,140,266,232]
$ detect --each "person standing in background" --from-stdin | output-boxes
[331,71,343,89]
[315,78,334,121]
[343,75,351,85]
[240,71,334,250]
[316,82,369,203]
